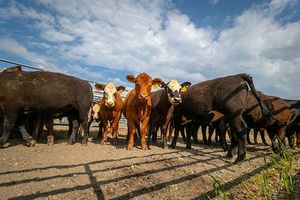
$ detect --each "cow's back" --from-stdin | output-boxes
[0,71,93,114]
[181,75,248,118]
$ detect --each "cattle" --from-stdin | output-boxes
[241,92,293,153]
[0,70,93,148]
[286,101,300,148]
[246,128,268,145]
[92,82,125,145]
[147,80,191,149]
[123,73,163,150]
[170,74,272,163]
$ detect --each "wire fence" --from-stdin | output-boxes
[0,58,128,131]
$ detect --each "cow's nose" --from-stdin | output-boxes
[107,102,114,107]
[139,94,148,101]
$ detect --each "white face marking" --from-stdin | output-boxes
[167,80,182,104]
[92,104,100,119]
[104,82,117,107]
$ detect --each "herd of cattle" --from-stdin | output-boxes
[0,66,299,163]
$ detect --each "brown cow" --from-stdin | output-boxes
[92,82,125,145]
[241,92,293,153]
[123,73,163,150]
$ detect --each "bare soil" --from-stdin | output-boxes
[0,126,298,200]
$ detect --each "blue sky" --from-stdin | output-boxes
[0,0,300,98]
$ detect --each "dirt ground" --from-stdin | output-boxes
[0,126,298,200]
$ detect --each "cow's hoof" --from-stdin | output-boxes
[0,140,4,148]
[101,140,107,145]
[234,155,246,164]
[28,139,36,147]
[127,146,133,150]
[162,145,168,149]
[67,141,75,145]
[186,145,192,149]
[47,136,54,146]
[81,136,88,146]
[225,153,233,159]
[111,139,117,146]
[170,143,176,149]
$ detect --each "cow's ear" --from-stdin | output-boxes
[95,83,105,91]
[159,81,167,89]
[181,81,191,88]
[126,75,136,83]
[152,78,163,86]
[117,86,125,94]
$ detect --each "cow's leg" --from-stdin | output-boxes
[296,131,300,148]
[111,112,121,146]
[260,129,268,145]
[45,118,54,145]
[140,117,150,150]
[201,125,207,145]
[97,121,103,139]
[147,118,155,148]
[271,127,287,153]
[287,132,295,149]
[171,126,180,149]
[18,118,36,147]
[101,121,108,145]
[152,123,158,143]
[225,126,238,159]
[230,116,248,163]
[180,126,186,143]
[161,124,168,149]
[127,124,136,150]
[254,128,259,144]
[31,115,42,141]
[186,123,193,149]
[192,122,200,144]
[246,128,253,144]
[79,111,89,146]
[207,125,214,145]
[68,119,79,145]
[217,119,228,151]
[0,111,17,148]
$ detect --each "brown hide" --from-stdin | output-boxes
[244,92,292,144]
[123,73,162,150]
[93,89,124,145]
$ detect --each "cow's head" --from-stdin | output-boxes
[160,80,191,105]
[95,82,125,108]
[126,73,162,102]
[92,102,101,120]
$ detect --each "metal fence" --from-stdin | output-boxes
[0,58,128,131]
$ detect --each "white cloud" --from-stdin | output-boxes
[209,0,219,5]
[0,0,300,98]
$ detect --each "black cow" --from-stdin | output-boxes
[147,80,191,149]
[170,74,272,163]
[0,70,93,147]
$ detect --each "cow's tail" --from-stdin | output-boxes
[239,73,273,119]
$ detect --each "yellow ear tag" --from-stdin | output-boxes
[118,90,123,94]
[181,86,187,93]
[152,84,158,89]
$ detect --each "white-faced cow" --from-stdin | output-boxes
[92,82,125,145]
